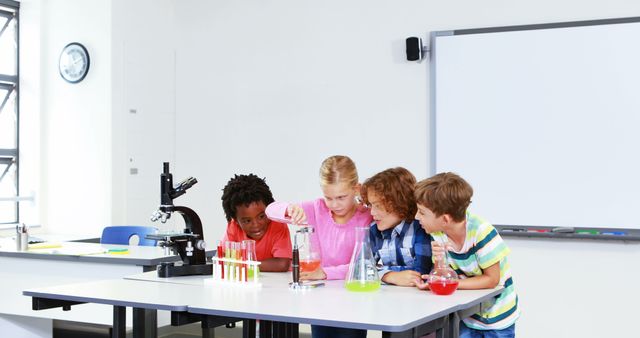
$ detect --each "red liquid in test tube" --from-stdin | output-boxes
[217,240,224,279]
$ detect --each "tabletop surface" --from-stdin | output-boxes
[27,271,503,332]
[187,273,502,331]
[0,239,180,266]
[24,279,190,311]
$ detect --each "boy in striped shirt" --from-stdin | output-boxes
[414,172,519,338]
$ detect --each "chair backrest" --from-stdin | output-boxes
[100,226,158,246]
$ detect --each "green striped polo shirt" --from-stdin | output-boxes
[431,212,519,330]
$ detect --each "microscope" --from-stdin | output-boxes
[148,162,212,277]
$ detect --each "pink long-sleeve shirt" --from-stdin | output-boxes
[267,199,373,280]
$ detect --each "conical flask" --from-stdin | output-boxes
[345,226,380,292]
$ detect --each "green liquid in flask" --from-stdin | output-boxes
[345,281,380,292]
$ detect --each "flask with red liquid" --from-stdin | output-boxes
[427,248,459,295]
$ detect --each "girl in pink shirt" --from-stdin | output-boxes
[267,156,372,338]
[266,155,373,281]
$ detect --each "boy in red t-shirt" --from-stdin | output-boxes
[221,174,292,272]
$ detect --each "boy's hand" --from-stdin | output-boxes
[382,270,422,287]
[416,276,430,290]
[300,266,326,281]
[286,204,307,225]
[431,241,453,263]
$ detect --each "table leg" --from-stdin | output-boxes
[272,322,298,338]
[451,302,486,338]
[259,320,273,338]
[435,313,447,338]
[202,327,215,338]
[382,315,448,338]
[447,312,460,338]
[286,322,299,338]
[242,319,256,338]
[113,306,126,338]
[133,308,157,338]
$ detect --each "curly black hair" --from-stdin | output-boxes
[221,174,275,222]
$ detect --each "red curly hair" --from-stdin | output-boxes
[361,167,417,221]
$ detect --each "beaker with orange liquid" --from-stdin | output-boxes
[297,226,321,273]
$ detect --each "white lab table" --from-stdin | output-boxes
[0,238,180,338]
[24,271,503,338]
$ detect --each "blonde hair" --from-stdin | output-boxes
[319,155,359,187]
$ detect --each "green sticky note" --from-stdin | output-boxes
[108,248,129,254]
[576,230,598,235]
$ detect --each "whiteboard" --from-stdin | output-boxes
[431,18,640,230]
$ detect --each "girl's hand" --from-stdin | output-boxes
[286,204,307,225]
[300,266,327,281]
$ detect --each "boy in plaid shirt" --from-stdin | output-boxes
[361,167,433,286]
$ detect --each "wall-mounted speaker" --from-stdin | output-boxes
[406,37,423,61]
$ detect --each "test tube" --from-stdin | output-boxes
[241,241,248,282]
[217,240,224,280]
[233,242,240,282]
[225,241,231,281]
[253,261,258,283]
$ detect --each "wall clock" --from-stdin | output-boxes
[59,42,90,83]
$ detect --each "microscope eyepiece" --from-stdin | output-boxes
[170,177,198,199]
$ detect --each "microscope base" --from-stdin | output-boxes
[157,263,213,278]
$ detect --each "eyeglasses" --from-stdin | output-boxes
[365,202,387,213]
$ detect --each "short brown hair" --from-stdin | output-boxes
[361,167,417,221]
[414,172,472,222]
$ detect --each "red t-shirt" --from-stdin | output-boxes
[222,220,292,260]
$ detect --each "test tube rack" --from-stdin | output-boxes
[211,256,261,285]
[211,240,262,287]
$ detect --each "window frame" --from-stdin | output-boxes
[0,0,19,226]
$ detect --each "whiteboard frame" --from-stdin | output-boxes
[429,17,640,240]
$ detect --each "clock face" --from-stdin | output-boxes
[59,42,90,83]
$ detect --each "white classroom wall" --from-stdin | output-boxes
[17,1,640,337]
[20,0,113,238]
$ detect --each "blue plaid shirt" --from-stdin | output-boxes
[369,219,433,278]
